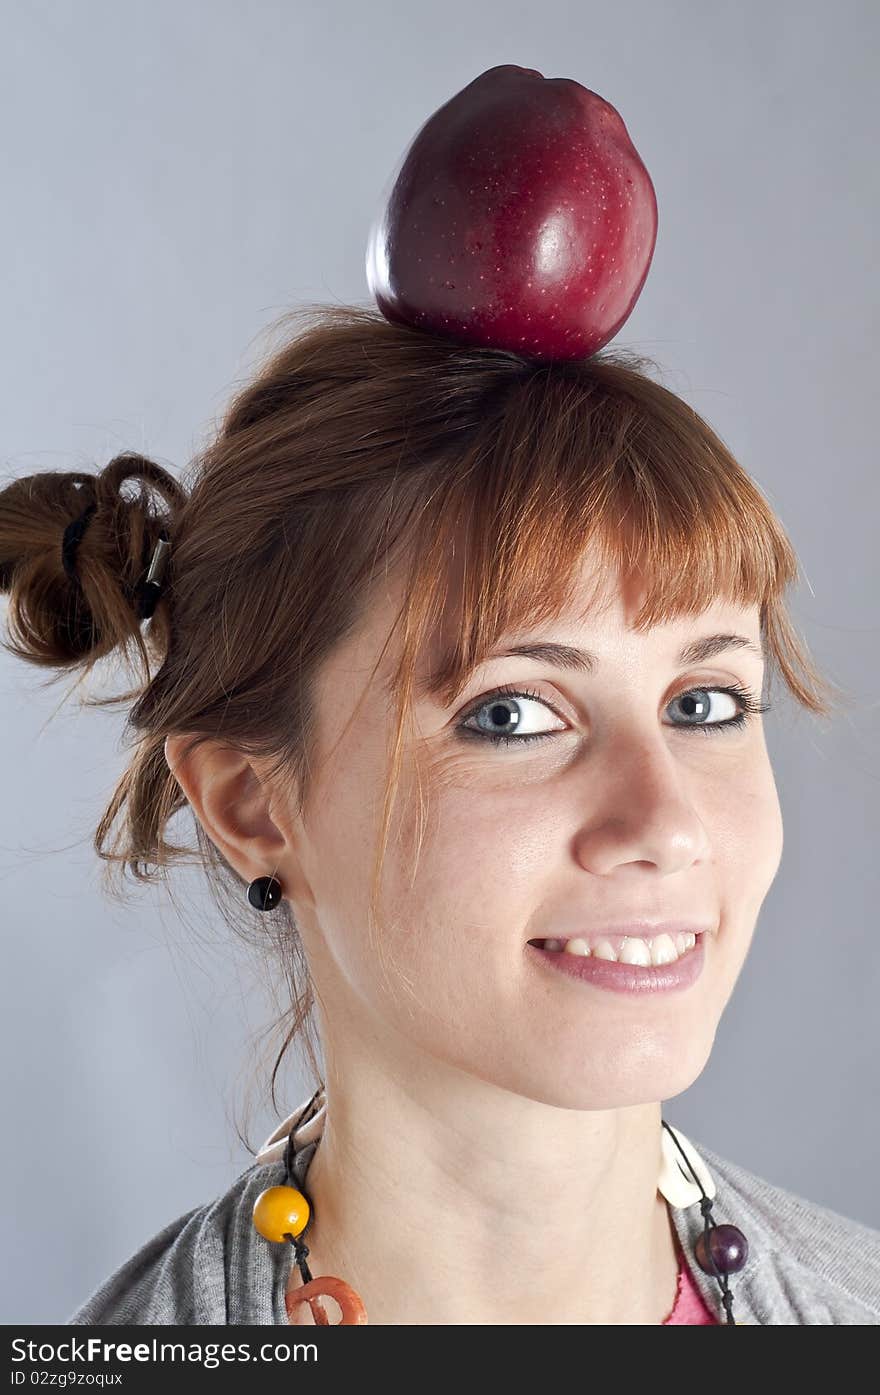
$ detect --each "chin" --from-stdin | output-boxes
[475,1034,717,1112]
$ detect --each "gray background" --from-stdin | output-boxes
[1,1,877,1325]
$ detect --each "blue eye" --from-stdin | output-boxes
[456,682,771,748]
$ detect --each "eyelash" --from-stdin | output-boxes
[456,682,772,748]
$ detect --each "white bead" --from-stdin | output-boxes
[657,1123,717,1208]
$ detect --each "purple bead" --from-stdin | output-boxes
[695,1224,749,1276]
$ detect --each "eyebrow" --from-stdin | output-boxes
[418,632,765,698]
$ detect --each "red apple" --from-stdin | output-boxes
[366,64,658,362]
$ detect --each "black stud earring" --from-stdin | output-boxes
[247,875,283,911]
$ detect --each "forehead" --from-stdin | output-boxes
[341,544,763,714]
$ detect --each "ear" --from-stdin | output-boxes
[163,733,299,897]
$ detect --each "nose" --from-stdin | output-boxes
[571,732,711,877]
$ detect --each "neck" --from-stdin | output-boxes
[288,1050,681,1324]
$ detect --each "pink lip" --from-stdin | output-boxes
[527,932,707,995]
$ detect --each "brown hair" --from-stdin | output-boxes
[0,302,848,1148]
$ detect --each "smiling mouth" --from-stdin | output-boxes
[527,929,704,968]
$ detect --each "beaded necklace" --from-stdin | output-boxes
[251,1082,749,1326]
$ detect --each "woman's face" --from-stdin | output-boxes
[280,546,783,1110]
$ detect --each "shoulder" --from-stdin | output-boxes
[66,1161,292,1326]
[692,1138,880,1324]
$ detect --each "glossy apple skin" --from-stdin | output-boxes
[366,64,658,362]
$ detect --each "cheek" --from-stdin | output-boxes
[296,741,393,976]
[342,776,559,1033]
[359,808,535,1003]
[709,755,784,914]
[298,743,540,998]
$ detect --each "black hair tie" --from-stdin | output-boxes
[61,501,170,621]
[61,503,97,584]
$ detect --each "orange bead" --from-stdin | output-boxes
[253,1185,311,1243]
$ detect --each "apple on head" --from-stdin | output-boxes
[366,64,658,362]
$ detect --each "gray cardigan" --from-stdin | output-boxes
[66,1126,880,1326]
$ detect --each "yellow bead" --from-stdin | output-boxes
[252,1185,310,1243]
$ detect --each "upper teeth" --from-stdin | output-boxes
[543,931,698,966]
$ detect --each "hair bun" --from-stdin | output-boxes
[0,452,185,671]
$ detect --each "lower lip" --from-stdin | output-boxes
[527,934,707,995]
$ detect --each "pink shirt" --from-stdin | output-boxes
[662,1247,719,1324]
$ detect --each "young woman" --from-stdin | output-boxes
[2,304,878,1325]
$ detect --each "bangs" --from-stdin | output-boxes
[385,356,799,711]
